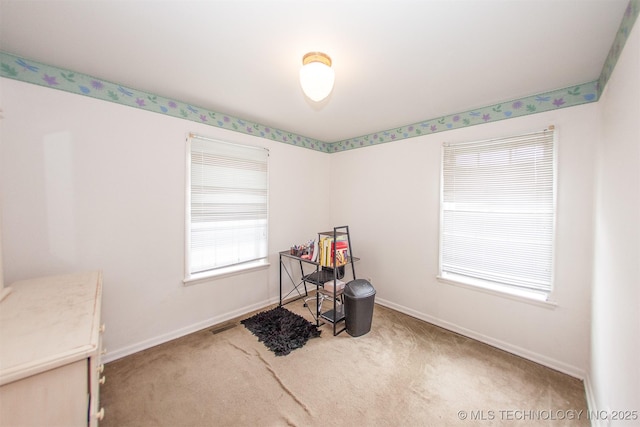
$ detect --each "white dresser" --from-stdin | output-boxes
[0,271,105,426]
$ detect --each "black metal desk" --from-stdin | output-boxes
[279,250,358,335]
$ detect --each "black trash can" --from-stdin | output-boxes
[344,279,376,337]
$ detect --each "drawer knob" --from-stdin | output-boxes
[100,323,106,333]
[96,407,105,421]
[98,364,104,374]
[101,348,108,356]
[99,375,106,385]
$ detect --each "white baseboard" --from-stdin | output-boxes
[102,297,278,364]
[583,375,601,427]
[375,297,586,380]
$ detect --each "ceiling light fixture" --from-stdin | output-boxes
[299,52,335,102]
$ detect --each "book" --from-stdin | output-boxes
[320,236,332,267]
[334,247,348,266]
[332,240,348,267]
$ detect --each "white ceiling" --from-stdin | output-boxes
[0,0,630,142]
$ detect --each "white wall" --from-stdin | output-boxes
[591,18,640,424]
[330,104,599,377]
[1,77,601,373]
[0,219,3,292]
[0,78,331,361]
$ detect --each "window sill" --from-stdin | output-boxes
[184,259,270,286]
[437,273,557,309]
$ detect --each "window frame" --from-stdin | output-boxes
[184,133,270,284]
[437,127,558,305]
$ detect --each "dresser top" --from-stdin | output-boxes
[0,271,102,385]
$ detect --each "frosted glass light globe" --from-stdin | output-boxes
[299,53,335,102]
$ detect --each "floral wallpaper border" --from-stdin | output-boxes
[327,81,598,152]
[0,51,329,152]
[0,0,637,154]
[598,0,639,97]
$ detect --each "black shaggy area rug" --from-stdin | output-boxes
[241,306,321,356]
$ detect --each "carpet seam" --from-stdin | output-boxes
[255,350,313,418]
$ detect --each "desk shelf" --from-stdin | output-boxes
[320,307,345,323]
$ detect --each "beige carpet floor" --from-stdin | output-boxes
[100,299,589,426]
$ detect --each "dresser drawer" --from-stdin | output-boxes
[0,360,88,427]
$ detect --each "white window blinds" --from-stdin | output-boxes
[187,134,268,276]
[440,128,556,296]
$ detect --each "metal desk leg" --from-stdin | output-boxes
[279,253,283,306]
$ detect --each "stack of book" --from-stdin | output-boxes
[318,236,349,268]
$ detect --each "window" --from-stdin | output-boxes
[439,127,556,300]
[186,134,269,280]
